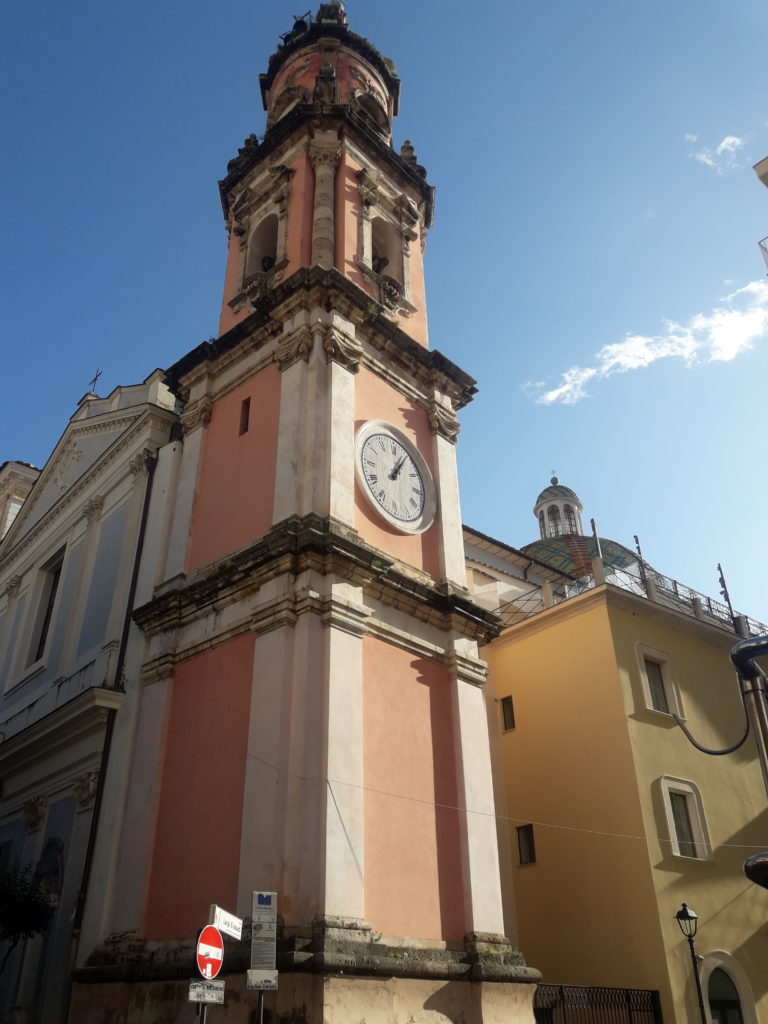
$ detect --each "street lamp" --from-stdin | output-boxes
[675,903,707,1024]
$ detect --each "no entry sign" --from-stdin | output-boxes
[196,925,224,980]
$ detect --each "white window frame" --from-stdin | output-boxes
[659,776,712,861]
[636,643,684,718]
[699,951,758,1024]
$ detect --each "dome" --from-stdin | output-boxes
[535,482,580,505]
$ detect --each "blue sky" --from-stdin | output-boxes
[2,1,767,622]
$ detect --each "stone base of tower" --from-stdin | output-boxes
[69,925,540,1023]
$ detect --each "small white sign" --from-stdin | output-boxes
[251,891,278,971]
[247,969,279,991]
[209,903,243,940]
[189,979,225,1004]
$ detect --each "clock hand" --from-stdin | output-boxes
[389,456,406,480]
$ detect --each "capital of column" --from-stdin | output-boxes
[428,399,460,444]
[309,141,342,170]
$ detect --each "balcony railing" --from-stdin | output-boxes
[496,559,768,639]
[534,984,663,1024]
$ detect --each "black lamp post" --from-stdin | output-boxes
[675,903,708,1024]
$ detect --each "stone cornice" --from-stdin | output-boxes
[165,267,477,411]
[219,107,432,226]
[0,687,123,776]
[134,516,501,662]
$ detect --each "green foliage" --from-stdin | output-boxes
[0,866,55,974]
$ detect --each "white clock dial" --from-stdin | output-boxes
[355,421,436,534]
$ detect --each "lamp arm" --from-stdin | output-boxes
[672,671,751,755]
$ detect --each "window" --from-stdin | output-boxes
[500,695,515,731]
[547,505,562,537]
[637,644,683,718]
[371,217,402,283]
[239,397,251,436]
[644,658,669,713]
[660,777,711,860]
[517,824,536,865]
[246,214,278,278]
[708,968,744,1024]
[564,504,578,533]
[28,550,64,665]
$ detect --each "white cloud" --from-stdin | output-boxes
[689,133,746,174]
[529,280,768,406]
[684,133,699,143]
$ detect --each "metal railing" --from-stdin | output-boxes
[534,984,663,1024]
[759,235,768,272]
[495,560,768,639]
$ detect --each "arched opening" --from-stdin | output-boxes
[538,511,545,538]
[564,504,578,534]
[246,214,279,278]
[371,216,402,283]
[709,968,744,1024]
[547,505,562,537]
[354,91,389,136]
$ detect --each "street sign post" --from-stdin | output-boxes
[196,925,224,980]
[209,904,243,940]
[249,891,277,978]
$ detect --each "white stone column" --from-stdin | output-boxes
[164,401,210,578]
[321,584,367,920]
[448,645,506,937]
[310,133,341,269]
[429,396,466,587]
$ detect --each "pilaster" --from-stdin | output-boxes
[310,133,342,269]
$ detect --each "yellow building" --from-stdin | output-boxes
[466,479,768,1024]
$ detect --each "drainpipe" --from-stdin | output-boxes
[62,448,158,1023]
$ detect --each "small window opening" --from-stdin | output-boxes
[239,397,251,436]
[501,696,515,731]
[29,551,64,665]
[246,214,279,278]
[371,217,402,283]
[670,791,698,858]
[644,657,669,713]
[517,824,536,865]
[547,505,562,537]
[564,504,578,534]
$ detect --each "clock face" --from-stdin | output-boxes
[355,421,436,533]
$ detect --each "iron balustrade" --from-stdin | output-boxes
[534,984,663,1024]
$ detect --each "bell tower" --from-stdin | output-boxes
[74,6,539,1023]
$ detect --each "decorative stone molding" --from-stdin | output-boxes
[180,396,213,433]
[356,168,378,217]
[309,140,342,170]
[428,400,460,443]
[73,770,99,808]
[128,450,150,476]
[4,574,22,597]
[322,325,361,372]
[275,326,314,371]
[52,440,83,490]
[82,495,104,523]
[23,795,47,831]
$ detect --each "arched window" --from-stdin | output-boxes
[538,511,545,537]
[708,968,744,1024]
[547,505,562,537]
[564,504,577,534]
[246,214,279,279]
[371,217,402,282]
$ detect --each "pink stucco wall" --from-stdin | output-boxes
[187,365,280,572]
[144,635,254,940]
[363,637,464,941]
